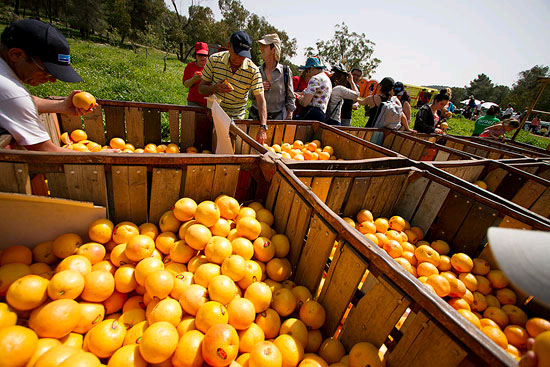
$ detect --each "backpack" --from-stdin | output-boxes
[373,96,402,130]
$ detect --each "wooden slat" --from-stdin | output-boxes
[265,172,282,211]
[149,168,183,224]
[494,172,526,200]
[211,165,241,199]
[452,203,499,256]
[400,138,415,157]
[0,162,31,194]
[383,133,396,149]
[272,124,285,145]
[427,191,474,243]
[310,177,333,203]
[530,187,550,218]
[111,165,148,224]
[390,135,404,152]
[379,174,409,218]
[342,177,371,217]
[125,107,144,148]
[181,110,196,149]
[411,182,450,234]
[247,126,260,154]
[386,311,467,367]
[484,167,508,192]
[45,173,69,199]
[184,165,215,204]
[362,176,386,218]
[409,143,425,160]
[64,164,107,207]
[434,150,451,161]
[272,177,295,234]
[264,124,276,146]
[299,177,313,188]
[294,214,337,292]
[234,123,246,154]
[284,195,313,269]
[168,110,180,145]
[294,125,308,143]
[282,124,297,144]
[365,130,373,141]
[511,180,546,209]
[40,113,61,146]
[474,148,489,158]
[340,274,411,349]
[83,108,105,145]
[498,216,532,230]
[143,109,161,145]
[325,177,353,213]
[318,243,368,336]
[59,114,82,133]
[103,106,125,141]
[395,176,429,220]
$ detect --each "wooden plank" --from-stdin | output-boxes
[272,177,295,234]
[265,172,282,211]
[386,311,467,367]
[125,107,144,148]
[181,110,196,149]
[103,106,125,141]
[143,109,162,145]
[340,274,411,349]
[272,124,285,145]
[493,172,526,200]
[427,191,474,243]
[246,126,260,154]
[409,143,425,160]
[318,243,368,336]
[452,203,499,256]
[498,216,532,230]
[299,177,313,188]
[284,195,313,269]
[0,162,31,194]
[58,114,82,133]
[411,182,450,234]
[400,138,415,158]
[183,165,215,204]
[325,177,353,214]
[434,150,451,161]
[530,187,550,218]
[379,174,409,218]
[234,123,246,154]
[168,110,180,145]
[264,123,276,146]
[395,176,429,220]
[40,113,61,146]
[282,124,297,144]
[111,165,148,224]
[383,132,396,149]
[511,180,547,209]
[473,148,489,158]
[45,172,69,199]
[342,177,371,217]
[364,130,373,141]
[83,108,105,145]
[294,214,337,292]
[149,168,184,224]
[362,176,387,218]
[64,164,107,207]
[211,165,241,199]
[310,177,333,203]
[294,125,308,143]
[390,135,405,152]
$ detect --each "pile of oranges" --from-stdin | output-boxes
[264,140,337,161]
[61,129,208,154]
[344,209,550,362]
[0,196,382,367]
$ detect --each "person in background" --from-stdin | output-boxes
[358,77,395,127]
[416,88,426,107]
[414,91,449,134]
[473,99,484,119]
[182,42,209,107]
[466,95,477,119]
[295,57,331,122]
[248,33,295,121]
[472,105,500,136]
[503,103,514,119]
[0,19,118,152]
[325,63,359,125]
[292,68,311,119]
[198,30,267,143]
[530,115,540,133]
[480,118,520,140]
[439,88,454,116]
[340,67,362,126]
[394,82,412,126]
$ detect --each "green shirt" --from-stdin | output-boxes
[473,115,500,135]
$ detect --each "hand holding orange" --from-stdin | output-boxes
[72,92,97,110]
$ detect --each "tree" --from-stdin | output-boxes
[245,14,297,66]
[105,0,131,44]
[304,22,380,78]
[66,0,106,39]
[218,0,249,32]
[450,87,467,107]
[502,65,550,112]
[465,73,494,102]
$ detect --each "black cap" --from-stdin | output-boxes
[1,19,82,82]
[331,63,347,73]
[393,81,405,94]
[229,31,252,58]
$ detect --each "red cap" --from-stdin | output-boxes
[195,42,208,55]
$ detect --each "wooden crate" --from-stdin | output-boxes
[233,120,400,160]
[507,160,550,179]
[338,127,477,161]
[0,151,532,366]
[459,136,550,158]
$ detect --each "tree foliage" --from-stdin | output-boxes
[502,65,550,113]
[464,73,510,105]
[305,22,380,78]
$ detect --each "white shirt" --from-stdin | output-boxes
[326,85,359,122]
[504,107,514,115]
[0,58,50,146]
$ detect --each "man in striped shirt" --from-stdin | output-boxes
[199,31,268,143]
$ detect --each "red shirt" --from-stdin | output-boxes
[292,76,308,92]
[183,62,208,107]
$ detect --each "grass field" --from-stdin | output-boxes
[20,34,549,150]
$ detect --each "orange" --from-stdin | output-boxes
[501,305,528,327]
[195,201,221,227]
[293,140,304,149]
[85,319,126,358]
[533,330,550,366]
[414,245,440,267]
[504,325,528,349]
[155,232,177,255]
[486,294,500,308]
[253,237,276,262]
[211,218,232,237]
[159,211,182,233]
[125,235,155,262]
[156,144,167,153]
[47,270,85,300]
[227,297,256,330]
[76,243,106,265]
[300,353,328,366]
[457,309,481,329]
[373,218,389,233]
[185,224,212,251]
[255,308,281,339]
[357,221,376,235]
[0,263,31,296]
[81,271,115,302]
[139,222,159,240]
[483,306,509,329]
[237,217,262,241]
[118,308,146,331]
[112,222,140,244]
[410,226,424,241]
[122,295,145,313]
[238,323,266,353]
[114,265,137,293]
[447,298,471,311]
[256,209,275,227]
[0,302,17,329]
[318,337,346,365]
[274,334,303,367]
[205,237,233,264]
[272,288,297,317]
[0,325,38,367]
[209,275,237,305]
[388,215,406,231]
[481,326,508,349]
[430,240,450,255]
[25,338,62,367]
[349,342,382,367]
[171,330,204,367]
[186,146,199,153]
[144,143,157,153]
[458,272,478,292]
[168,240,195,264]
[74,302,105,334]
[5,274,48,311]
[176,316,197,336]
[403,230,418,245]
[56,254,92,275]
[179,284,209,316]
[29,262,52,279]
[216,196,241,220]
[472,258,490,275]
[72,92,96,110]
[0,245,32,265]
[474,275,492,295]
[171,271,193,299]
[526,317,550,338]
[59,332,83,348]
[495,288,517,305]
[146,298,182,326]
[29,299,80,338]
[52,233,83,259]
[69,128,88,143]
[194,263,221,288]
[104,290,128,314]
[195,301,229,333]
[33,344,81,367]
[266,258,292,282]
[232,238,255,260]
[425,274,450,297]
[202,324,239,367]
[322,145,334,155]
[222,255,247,282]
[237,260,263,290]
[32,241,58,265]
[248,341,282,367]
[138,321,179,363]
[135,257,164,286]
[382,240,403,258]
[145,270,174,300]
[450,253,474,273]
[438,255,452,271]
[245,281,272,313]
[487,269,509,289]
[299,300,326,330]
[305,329,323,353]
[88,219,114,244]
[108,344,147,367]
[237,207,257,221]
[416,262,439,277]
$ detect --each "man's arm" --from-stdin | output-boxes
[198,79,232,95]
[183,74,201,88]
[255,93,268,144]
[26,140,74,152]
[32,90,94,116]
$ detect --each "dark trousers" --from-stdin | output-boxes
[298,106,326,122]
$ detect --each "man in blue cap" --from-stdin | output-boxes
[0,19,100,152]
[199,30,268,143]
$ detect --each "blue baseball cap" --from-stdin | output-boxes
[299,57,326,70]
[229,31,252,58]
[1,19,82,83]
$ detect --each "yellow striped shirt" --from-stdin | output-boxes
[201,51,264,118]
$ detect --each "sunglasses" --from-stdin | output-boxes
[30,57,53,77]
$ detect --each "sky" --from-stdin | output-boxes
[167,0,550,88]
